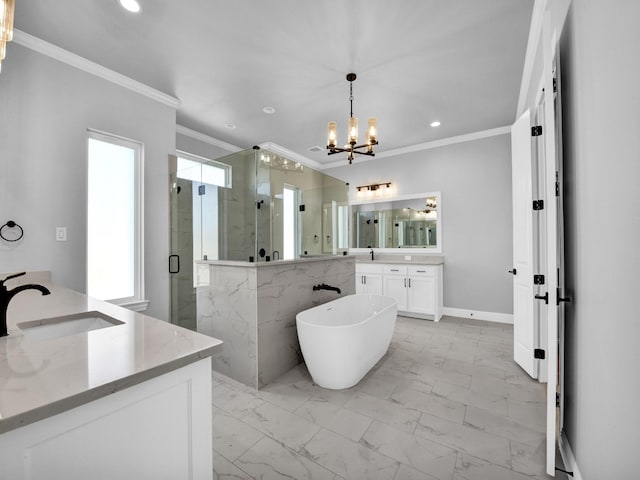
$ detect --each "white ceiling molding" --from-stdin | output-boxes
[12,29,180,109]
[176,125,242,153]
[322,125,511,170]
[257,142,325,170]
[515,0,548,118]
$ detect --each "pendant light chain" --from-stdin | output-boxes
[349,80,354,118]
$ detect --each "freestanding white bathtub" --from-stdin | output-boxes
[296,294,398,389]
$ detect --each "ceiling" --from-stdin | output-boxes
[14,1,533,165]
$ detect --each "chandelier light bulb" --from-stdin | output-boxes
[348,117,358,145]
[327,122,337,148]
[367,118,378,144]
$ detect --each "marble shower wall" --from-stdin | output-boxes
[196,257,355,389]
[197,264,258,386]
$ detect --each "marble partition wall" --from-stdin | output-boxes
[196,256,355,389]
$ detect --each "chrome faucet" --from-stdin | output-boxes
[1,272,51,337]
[370,248,375,261]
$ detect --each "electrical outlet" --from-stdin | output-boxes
[56,227,67,242]
[404,255,411,261]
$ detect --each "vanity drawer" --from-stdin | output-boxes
[383,264,407,275]
[356,263,383,274]
[408,265,436,277]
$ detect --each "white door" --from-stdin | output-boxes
[365,273,384,296]
[511,109,538,378]
[542,13,561,476]
[383,275,407,311]
[407,275,435,315]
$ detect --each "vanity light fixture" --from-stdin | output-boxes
[0,0,15,74]
[430,121,441,127]
[119,0,141,13]
[356,182,392,193]
[327,73,378,165]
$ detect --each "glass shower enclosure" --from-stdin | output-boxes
[169,147,349,331]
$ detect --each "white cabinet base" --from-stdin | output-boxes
[357,263,443,322]
[0,359,213,480]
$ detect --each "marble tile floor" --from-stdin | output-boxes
[211,315,568,480]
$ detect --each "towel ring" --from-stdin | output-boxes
[0,221,24,242]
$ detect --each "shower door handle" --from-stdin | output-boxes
[169,254,180,274]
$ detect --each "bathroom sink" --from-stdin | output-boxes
[17,311,124,341]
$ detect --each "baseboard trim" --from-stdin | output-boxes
[441,307,513,324]
[558,431,583,480]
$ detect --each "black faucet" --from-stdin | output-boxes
[370,248,375,261]
[313,283,341,294]
[1,272,51,337]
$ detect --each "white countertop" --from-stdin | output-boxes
[354,254,444,265]
[197,254,354,268]
[0,282,222,434]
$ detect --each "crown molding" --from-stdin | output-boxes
[322,125,511,169]
[176,125,242,153]
[257,142,324,170]
[12,29,180,109]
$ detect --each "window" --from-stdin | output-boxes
[283,185,299,260]
[176,155,231,188]
[87,130,145,309]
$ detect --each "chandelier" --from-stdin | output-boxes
[0,0,14,74]
[327,73,378,165]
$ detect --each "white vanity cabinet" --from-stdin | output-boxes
[355,263,384,296]
[377,263,443,321]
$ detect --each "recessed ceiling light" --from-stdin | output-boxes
[224,123,236,130]
[262,106,276,114]
[119,0,141,13]
[430,121,441,127]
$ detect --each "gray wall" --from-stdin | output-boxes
[559,2,640,477]
[0,45,176,321]
[325,134,513,314]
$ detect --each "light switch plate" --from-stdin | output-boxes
[56,227,67,242]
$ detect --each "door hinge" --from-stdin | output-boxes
[555,172,560,197]
[531,125,543,136]
[533,200,544,210]
[534,348,546,359]
[556,392,561,408]
[198,185,206,196]
[299,204,306,212]
[533,274,545,285]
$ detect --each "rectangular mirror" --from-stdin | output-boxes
[350,192,441,253]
